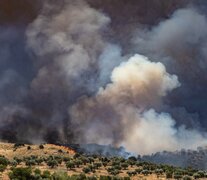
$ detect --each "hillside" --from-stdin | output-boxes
[0,142,207,179]
[142,147,207,170]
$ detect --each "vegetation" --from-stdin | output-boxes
[0,143,207,179]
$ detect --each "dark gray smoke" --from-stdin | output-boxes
[1,0,207,155]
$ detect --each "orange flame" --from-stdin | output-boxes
[48,144,76,155]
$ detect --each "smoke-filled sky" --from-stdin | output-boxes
[1,0,207,155]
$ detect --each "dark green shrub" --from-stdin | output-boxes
[128,156,137,161]
[73,153,81,159]
[25,159,36,166]
[39,144,44,149]
[183,175,192,180]
[52,171,69,179]
[13,157,22,164]
[103,162,108,167]
[0,156,8,166]
[142,170,150,176]
[82,167,91,174]
[166,170,173,178]
[63,157,71,162]
[47,159,58,168]
[10,160,17,167]
[0,164,6,172]
[121,163,128,170]
[135,168,142,174]
[66,161,75,170]
[174,174,183,179]
[88,176,98,180]
[100,175,112,180]
[75,160,82,168]
[41,170,51,178]
[8,167,32,180]
[36,158,44,165]
[193,173,201,179]
[14,143,25,148]
[58,149,63,153]
[34,168,41,175]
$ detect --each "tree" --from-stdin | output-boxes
[52,171,69,179]
[0,156,8,166]
[0,164,7,172]
[82,167,91,174]
[34,168,41,175]
[75,160,82,168]
[25,159,36,166]
[39,144,44,149]
[66,161,75,170]
[41,170,51,179]
[166,170,173,178]
[10,160,17,167]
[128,156,137,161]
[183,175,192,180]
[121,162,128,170]
[47,159,58,168]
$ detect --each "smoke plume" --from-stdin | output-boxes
[1,0,207,155]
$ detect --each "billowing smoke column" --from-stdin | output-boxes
[1,0,207,155]
[70,54,207,154]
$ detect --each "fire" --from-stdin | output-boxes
[48,144,76,155]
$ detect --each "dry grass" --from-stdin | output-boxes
[0,142,205,180]
[0,142,75,160]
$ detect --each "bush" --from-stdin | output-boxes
[47,159,58,168]
[63,157,71,162]
[82,167,91,174]
[0,164,7,172]
[13,157,22,164]
[14,143,25,148]
[74,153,81,159]
[41,170,51,178]
[75,160,83,168]
[174,174,183,179]
[58,149,63,153]
[27,146,31,150]
[183,175,192,180]
[193,173,201,179]
[166,170,173,178]
[52,171,69,179]
[100,176,112,180]
[39,144,44,149]
[88,176,98,180]
[66,161,75,170]
[0,156,8,166]
[103,162,108,167]
[135,168,142,174]
[94,162,102,169]
[36,158,44,165]
[128,156,137,161]
[142,170,150,176]
[34,168,41,175]
[79,173,87,179]
[10,160,17,167]
[110,170,120,176]
[25,159,36,166]
[121,163,128,170]
[8,167,32,180]
[197,170,205,178]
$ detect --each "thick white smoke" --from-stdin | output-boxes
[70,54,207,155]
